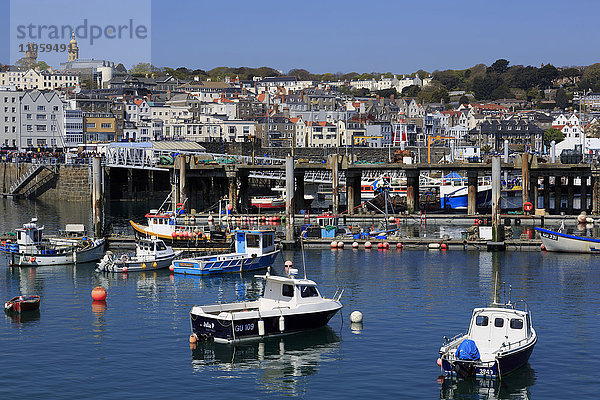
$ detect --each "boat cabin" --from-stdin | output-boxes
[258,273,323,309]
[136,237,171,259]
[234,229,275,256]
[467,306,532,359]
[16,219,44,247]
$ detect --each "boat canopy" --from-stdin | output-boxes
[234,229,275,256]
[456,339,480,360]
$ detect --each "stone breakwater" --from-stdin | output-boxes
[0,163,90,201]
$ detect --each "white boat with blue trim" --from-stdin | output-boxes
[96,237,182,273]
[172,229,279,276]
[536,226,600,253]
[438,285,536,379]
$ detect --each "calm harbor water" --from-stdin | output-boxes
[1,199,599,399]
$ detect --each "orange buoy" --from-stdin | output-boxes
[440,243,448,250]
[189,334,197,344]
[330,241,337,248]
[91,286,107,301]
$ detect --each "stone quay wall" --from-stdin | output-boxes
[0,162,91,201]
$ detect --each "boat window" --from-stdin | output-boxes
[494,318,504,328]
[299,285,319,298]
[247,234,260,248]
[263,234,273,248]
[476,316,488,326]
[510,319,523,329]
[282,284,294,297]
[156,242,167,251]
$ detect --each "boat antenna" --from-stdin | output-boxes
[503,281,506,306]
[301,237,307,279]
[508,284,512,306]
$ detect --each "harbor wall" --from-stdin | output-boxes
[0,162,91,201]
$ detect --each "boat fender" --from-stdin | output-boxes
[251,253,257,258]
[30,256,35,262]
[279,316,285,332]
[474,219,480,226]
[142,263,147,269]
[258,319,265,336]
[515,218,521,226]
[153,262,157,268]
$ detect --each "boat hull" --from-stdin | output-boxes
[441,335,537,379]
[4,296,40,313]
[15,239,105,267]
[97,251,182,273]
[191,308,340,343]
[173,250,279,276]
[536,227,600,253]
[130,221,231,248]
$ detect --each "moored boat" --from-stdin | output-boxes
[5,219,105,266]
[189,267,343,343]
[172,229,279,275]
[438,286,536,379]
[96,237,182,273]
[4,295,40,313]
[536,226,600,253]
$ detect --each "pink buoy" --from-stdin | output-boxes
[377,242,384,249]
[169,265,175,272]
[337,241,344,248]
[352,242,359,248]
[285,260,293,267]
[437,358,442,367]
[364,241,372,249]
[396,242,403,249]
[122,266,128,273]
[330,241,337,248]
[383,242,390,249]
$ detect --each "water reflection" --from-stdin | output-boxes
[439,364,536,399]
[4,309,41,325]
[173,272,266,302]
[191,327,340,396]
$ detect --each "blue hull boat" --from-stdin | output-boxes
[172,250,279,275]
[172,229,279,276]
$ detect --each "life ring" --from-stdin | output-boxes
[474,219,480,226]
[120,254,128,263]
[523,202,533,212]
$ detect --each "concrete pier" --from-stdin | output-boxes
[467,170,478,215]
[92,157,103,237]
[406,170,419,214]
[285,156,295,244]
[491,157,504,243]
[346,170,362,214]
[294,170,305,213]
[330,154,340,215]
[521,153,529,205]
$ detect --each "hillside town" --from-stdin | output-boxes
[2,34,600,164]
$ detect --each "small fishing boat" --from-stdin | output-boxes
[172,229,279,275]
[4,219,105,266]
[189,267,343,343]
[96,237,182,273]
[438,285,537,379]
[536,226,600,253]
[4,295,40,313]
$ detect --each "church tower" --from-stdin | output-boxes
[68,32,79,62]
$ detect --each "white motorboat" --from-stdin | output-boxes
[189,267,343,343]
[438,285,537,379]
[536,226,600,253]
[96,237,182,273]
[4,219,105,266]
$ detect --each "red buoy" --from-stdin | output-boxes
[541,244,546,251]
[440,243,448,250]
[169,265,175,272]
[91,286,107,301]
[377,242,384,249]
[171,231,177,238]
[523,202,533,212]
[396,242,403,249]
[364,241,372,249]
[383,242,390,249]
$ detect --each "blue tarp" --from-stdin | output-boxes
[455,339,480,360]
[443,172,465,181]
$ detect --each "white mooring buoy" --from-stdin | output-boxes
[350,310,363,323]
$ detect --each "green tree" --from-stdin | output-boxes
[490,59,510,74]
[402,85,421,97]
[288,69,312,80]
[555,88,569,109]
[580,63,600,92]
[543,128,564,146]
[587,121,600,138]
[130,62,161,76]
[34,61,50,70]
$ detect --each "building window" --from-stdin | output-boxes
[86,123,96,128]
[27,139,33,146]
[36,139,47,146]
[36,125,47,132]
[37,105,45,111]
[37,114,46,120]
[26,125,32,132]
[101,123,112,129]
[27,114,32,120]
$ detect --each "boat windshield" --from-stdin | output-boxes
[156,241,167,251]
[299,285,319,298]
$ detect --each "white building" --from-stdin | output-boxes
[0,68,79,90]
[20,90,65,149]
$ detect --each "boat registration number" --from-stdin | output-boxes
[540,232,558,241]
[234,323,255,333]
[202,321,214,329]
[478,368,496,376]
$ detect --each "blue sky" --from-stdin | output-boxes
[1,0,599,74]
